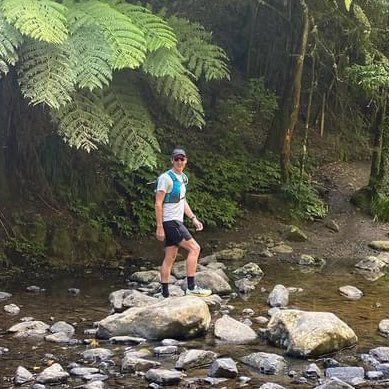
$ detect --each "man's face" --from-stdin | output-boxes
[171,155,187,172]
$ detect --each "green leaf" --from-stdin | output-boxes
[345,0,353,11]
[69,25,113,90]
[0,13,23,76]
[51,90,113,152]
[103,73,160,170]
[142,47,187,77]
[17,39,76,109]
[70,0,146,69]
[111,2,177,52]
[0,0,68,44]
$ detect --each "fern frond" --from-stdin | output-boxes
[152,73,204,128]
[111,2,176,52]
[51,90,112,152]
[69,0,146,69]
[142,47,187,77]
[168,16,230,81]
[69,25,112,90]
[17,39,76,109]
[103,74,159,169]
[0,0,68,44]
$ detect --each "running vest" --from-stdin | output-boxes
[160,170,188,204]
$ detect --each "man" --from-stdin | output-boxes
[155,148,212,298]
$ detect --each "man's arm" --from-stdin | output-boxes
[155,191,166,241]
[184,200,203,231]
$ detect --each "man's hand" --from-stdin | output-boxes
[156,225,165,241]
[192,217,203,232]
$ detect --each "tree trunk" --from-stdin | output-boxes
[374,100,388,194]
[280,0,309,184]
[368,105,385,190]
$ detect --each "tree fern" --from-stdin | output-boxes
[110,1,177,52]
[142,47,187,77]
[0,13,23,76]
[69,0,146,70]
[103,74,160,169]
[168,16,230,81]
[0,0,68,44]
[17,38,76,109]
[69,25,113,90]
[51,90,112,152]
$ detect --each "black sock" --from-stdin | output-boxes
[187,276,195,290]
[161,283,169,297]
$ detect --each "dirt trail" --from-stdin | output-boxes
[302,161,389,259]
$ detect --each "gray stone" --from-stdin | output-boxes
[355,256,387,273]
[272,244,293,254]
[153,345,178,356]
[313,377,354,389]
[368,241,389,251]
[304,363,321,378]
[326,367,364,384]
[208,357,238,378]
[4,303,20,315]
[214,248,246,261]
[369,347,389,362]
[97,296,211,340]
[378,319,389,337]
[175,349,217,370]
[338,286,363,300]
[8,320,49,338]
[70,367,100,376]
[325,220,340,232]
[298,254,326,267]
[121,356,160,373]
[129,270,160,284]
[214,315,257,344]
[36,363,69,384]
[267,284,289,307]
[50,321,75,336]
[145,368,183,385]
[81,381,105,389]
[241,352,287,375]
[45,332,71,343]
[14,366,34,385]
[198,254,217,265]
[235,278,257,293]
[109,336,146,344]
[259,384,286,389]
[265,309,357,357]
[81,348,113,361]
[284,225,308,242]
[0,292,12,300]
[232,262,264,278]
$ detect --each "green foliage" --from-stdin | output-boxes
[1,0,68,44]
[372,194,389,222]
[5,237,47,269]
[18,39,76,109]
[0,13,23,77]
[282,177,328,221]
[345,0,353,12]
[52,89,112,151]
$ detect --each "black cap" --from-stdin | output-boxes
[171,148,186,158]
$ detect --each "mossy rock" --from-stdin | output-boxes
[350,186,373,211]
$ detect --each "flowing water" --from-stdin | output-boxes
[1,244,389,388]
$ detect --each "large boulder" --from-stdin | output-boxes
[265,309,357,357]
[96,296,211,340]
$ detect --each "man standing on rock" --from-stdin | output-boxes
[155,148,212,298]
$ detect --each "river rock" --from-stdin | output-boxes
[378,319,389,337]
[81,348,113,361]
[259,384,286,389]
[50,321,75,337]
[326,366,364,384]
[122,290,159,309]
[36,363,69,384]
[214,248,246,260]
[235,278,258,293]
[14,366,34,385]
[284,225,307,242]
[145,368,183,385]
[265,309,358,357]
[298,254,326,267]
[121,356,160,373]
[214,315,257,344]
[175,349,217,370]
[0,291,12,300]
[314,377,355,388]
[128,270,160,284]
[198,254,217,265]
[45,332,72,343]
[172,261,206,279]
[109,335,146,344]
[241,352,287,375]
[188,271,232,295]
[209,358,238,378]
[338,285,363,300]
[355,256,387,272]
[267,284,289,307]
[233,262,264,278]
[325,219,340,232]
[272,244,293,254]
[368,241,389,251]
[97,296,211,340]
[81,381,105,389]
[4,303,20,315]
[8,320,50,338]
[70,367,100,377]
[206,262,226,270]
[369,347,389,362]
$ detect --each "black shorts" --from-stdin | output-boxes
[163,220,193,247]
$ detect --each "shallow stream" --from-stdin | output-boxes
[1,234,389,388]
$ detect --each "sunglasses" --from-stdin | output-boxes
[173,156,186,162]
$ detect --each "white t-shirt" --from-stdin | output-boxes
[156,170,187,222]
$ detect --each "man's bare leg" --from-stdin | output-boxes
[160,245,178,297]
